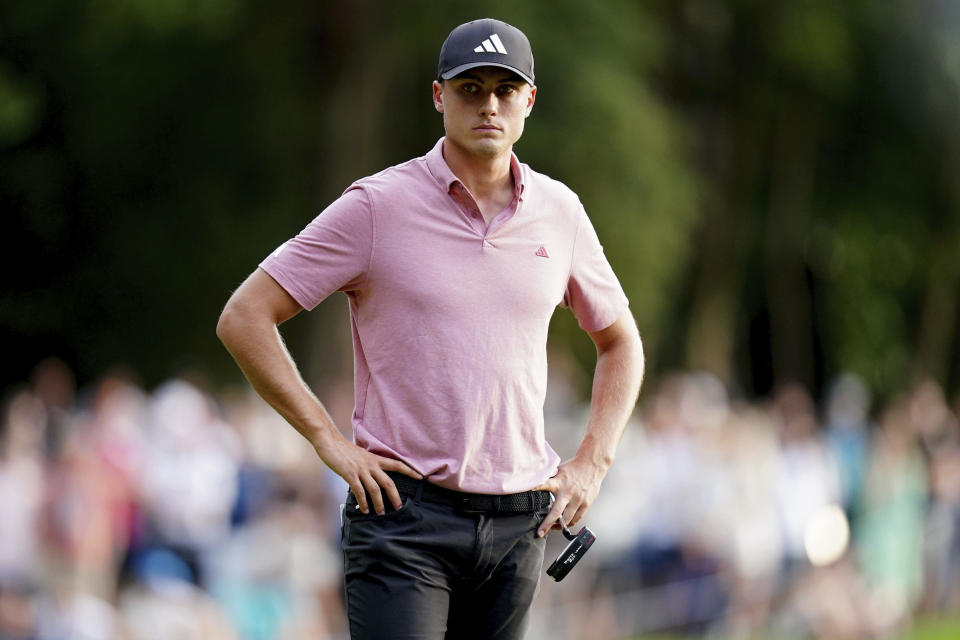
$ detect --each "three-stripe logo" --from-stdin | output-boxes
[474,34,509,54]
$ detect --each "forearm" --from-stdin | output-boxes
[216,308,344,452]
[576,322,645,471]
[217,300,422,512]
[535,315,643,534]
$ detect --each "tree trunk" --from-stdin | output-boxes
[763,98,820,390]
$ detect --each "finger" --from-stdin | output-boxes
[538,498,568,538]
[372,467,404,510]
[361,472,386,515]
[349,478,369,514]
[380,457,423,480]
[575,502,590,526]
[565,502,588,530]
[532,473,562,493]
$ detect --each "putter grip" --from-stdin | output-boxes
[546,526,596,582]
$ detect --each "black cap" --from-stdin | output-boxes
[437,19,535,85]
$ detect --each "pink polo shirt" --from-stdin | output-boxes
[260,138,629,493]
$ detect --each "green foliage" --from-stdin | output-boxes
[0,60,43,147]
[0,0,326,387]
[1,0,958,402]
[772,1,856,97]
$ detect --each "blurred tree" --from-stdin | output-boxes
[2,0,957,405]
[658,0,960,399]
[1,0,330,389]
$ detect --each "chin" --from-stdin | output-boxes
[469,138,509,156]
[471,144,502,156]
[446,132,509,157]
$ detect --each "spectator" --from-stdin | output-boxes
[824,374,872,519]
[771,383,842,575]
[856,396,929,633]
[138,379,242,586]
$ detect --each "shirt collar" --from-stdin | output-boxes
[425,137,526,203]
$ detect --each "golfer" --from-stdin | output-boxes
[217,18,644,639]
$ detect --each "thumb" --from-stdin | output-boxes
[533,476,560,493]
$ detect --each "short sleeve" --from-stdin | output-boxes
[259,186,373,310]
[562,207,630,332]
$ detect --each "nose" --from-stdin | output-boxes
[478,91,498,117]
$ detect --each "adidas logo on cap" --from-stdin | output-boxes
[474,34,509,54]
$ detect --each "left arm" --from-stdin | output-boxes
[535,311,644,537]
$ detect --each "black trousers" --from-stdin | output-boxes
[340,478,550,640]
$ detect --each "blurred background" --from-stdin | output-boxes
[2,0,959,638]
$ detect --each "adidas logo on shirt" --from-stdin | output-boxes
[473,34,509,54]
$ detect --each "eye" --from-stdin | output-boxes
[460,83,480,94]
[496,85,518,96]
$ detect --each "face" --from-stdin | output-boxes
[432,66,536,159]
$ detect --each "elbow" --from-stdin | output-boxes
[215,307,230,345]
[216,300,241,347]
[217,292,282,352]
[594,314,644,369]
[633,329,645,364]
[617,317,645,364]
[620,322,645,386]
[627,331,645,383]
[635,335,646,383]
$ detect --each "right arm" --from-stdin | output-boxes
[216,267,421,514]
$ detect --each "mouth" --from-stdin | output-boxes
[473,123,502,132]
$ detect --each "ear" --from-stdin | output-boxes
[524,86,537,118]
[432,80,444,113]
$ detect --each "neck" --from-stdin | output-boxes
[441,139,514,200]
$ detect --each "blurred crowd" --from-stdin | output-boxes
[2,358,960,640]
[533,371,960,640]
[0,360,348,639]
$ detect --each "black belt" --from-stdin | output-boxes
[389,472,551,514]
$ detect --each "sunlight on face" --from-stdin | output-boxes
[433,66,536,158]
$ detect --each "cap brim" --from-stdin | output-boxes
[440,62,534,86]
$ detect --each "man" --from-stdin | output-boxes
[217,18,644,639]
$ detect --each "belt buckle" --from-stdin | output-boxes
[459,496,486,514]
